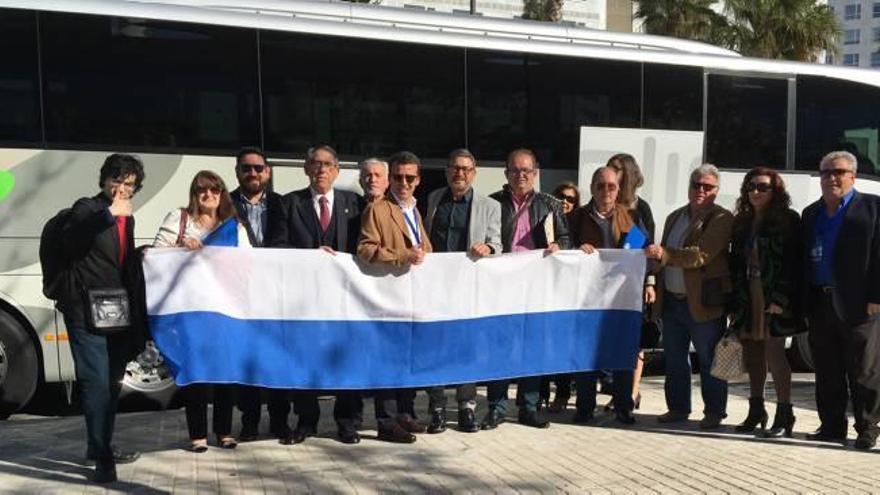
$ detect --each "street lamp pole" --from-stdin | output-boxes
[470,0,476,15]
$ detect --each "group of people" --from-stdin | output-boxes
[56,146,880,483]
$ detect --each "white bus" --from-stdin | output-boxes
[1,0,879,417]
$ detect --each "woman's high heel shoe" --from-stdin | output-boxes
[736,398,768,433]
[761,403,795,438]
[633,393,641,410]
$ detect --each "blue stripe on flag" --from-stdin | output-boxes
[150,309,641,389]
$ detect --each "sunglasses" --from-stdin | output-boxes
[238,164,266,174]
[392,174,418,184]
[819,168,852,179]
[745,182,772,193]
[196,186,222,195]
[557,194,577,204]
[690,182,717,192]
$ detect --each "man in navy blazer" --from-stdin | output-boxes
[269,144,363,445]
[801,150,880,450]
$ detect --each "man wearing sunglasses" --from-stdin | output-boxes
[358,151,433,443]
[644,164,733,430]
[228,147,293,445]
[269,144,364,445]
[801,150,880,450]
[481,148,571,431]
[422,148,502,434]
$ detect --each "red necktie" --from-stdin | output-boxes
[319,196,330,233]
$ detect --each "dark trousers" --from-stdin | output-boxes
[426,384,477,412]
[809,291,880,435]
[289,391,363,432]
[374,388,417,431]
[574,370,634,415]
[185,384,235,440]
[238,387,292,435]
[486,376,541,414]
[67,324,130,461]
[540,375,572,402]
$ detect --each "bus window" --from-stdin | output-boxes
[796,75,880,176]
[467,50,640,169]
[643,63,703,131]
[260,32,465,161]
[706,74,788,169]
[0,9,40,145]
[40,13,260,151]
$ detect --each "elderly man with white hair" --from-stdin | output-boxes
[645,164,733,430]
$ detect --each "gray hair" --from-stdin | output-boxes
[591,166,619,187]
[448,148,476,167]
[306,144,339,164]
[359,157,388,174]
[820,150,857,172]
[690,163,720,184]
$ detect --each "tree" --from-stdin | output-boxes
[522,0,565,22]
[634,0,723,42]
[722,0,839,61]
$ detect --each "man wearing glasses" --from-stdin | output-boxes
[801,150,880,450]
[229,147,294,445]
[358,150,433,443]
[269,144,364,445]
[55,154,145,482]
[422,149,502,434]
[644,164,733,430]
[481,148,571,431]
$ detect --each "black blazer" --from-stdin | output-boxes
[230,187,282,248]
[57,193,142,333]
[269,187,363,254]
[802,190,880,325]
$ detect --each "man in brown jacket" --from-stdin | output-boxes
[645,164,733,430]
[357,151,433,443]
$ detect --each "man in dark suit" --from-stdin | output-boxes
[802,150,880,450]
[57,154,144,483]
[269,144,363,445]
[230,147,292,444]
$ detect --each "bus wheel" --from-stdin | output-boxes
[0,311,39,419]
[119,341,178,410]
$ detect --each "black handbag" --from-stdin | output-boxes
[768,312,808,337]
[640,304,662,349]
[83,287,132,335]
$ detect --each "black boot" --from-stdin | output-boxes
[761,403,795,438]
[735,397,768,433]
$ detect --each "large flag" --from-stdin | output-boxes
[143,248,646,389]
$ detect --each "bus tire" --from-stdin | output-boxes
[119,342,179,410]
[786,333,814,372]
[0,311,39,419]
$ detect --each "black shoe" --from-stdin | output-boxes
[806,428,847,444]
[274,425,294,445]
[615,410,636,425]
[735,398,768,433]
[761,403,795,439]
[377,424,416,443]
[480,409,506,430]
[398,416,426,434]
[292,425,316,444]
[854,431,878,450]
[86,448,140,466]
[239,426,259,442]
[338,428,361,445]
[518,411,550,429]
[572,412,595,424]
[428,409,447,434]
[92,459,117,484]
[458,409,479,433]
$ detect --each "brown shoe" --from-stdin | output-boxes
[377,424,416,444]
[657,411,689,423]
[699,413,723,430]
[398,416,426,434]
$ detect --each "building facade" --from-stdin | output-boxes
[829,0,880,68]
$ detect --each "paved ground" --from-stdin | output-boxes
[2,373,879,494]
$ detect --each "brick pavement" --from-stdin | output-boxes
[1,374,879,494]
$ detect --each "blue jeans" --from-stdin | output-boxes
[662,296,727,416]
[66,323,130,460]
[486,376,541,414]
[574,370,634,415]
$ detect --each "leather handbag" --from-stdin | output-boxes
[640,304,662,349]
[710,332,747,382]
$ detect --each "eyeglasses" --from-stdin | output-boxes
[556,194,577,204]
[506,168,536,177]
[196,186,222,195]
[110,178,142,194]
[238,164,266,174]
[308,160,336,170]
[819,168,852,179]
[690,182,718,192]
[448,165,475,175]
[745,182,772,193]
[392,174,418,185]
[595,183,618,191]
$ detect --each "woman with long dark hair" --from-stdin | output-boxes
[730,167,801,438]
